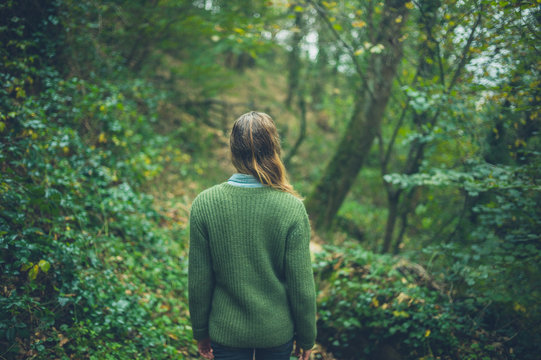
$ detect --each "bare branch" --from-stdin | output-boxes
[382,103,410,174]
[447,5,483,92]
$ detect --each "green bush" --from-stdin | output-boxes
[0,2,196,354]
[0,69,197,357]
[313,243,511,360]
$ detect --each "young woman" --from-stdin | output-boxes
[188,111,316,360]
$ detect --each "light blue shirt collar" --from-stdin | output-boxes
[228,173,265,188]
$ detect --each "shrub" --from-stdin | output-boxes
[313,243,510,360]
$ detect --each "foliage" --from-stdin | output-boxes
[0,74,197,360]
[1,1,198,358]
[314,243,519,360]
[1,0,540,358]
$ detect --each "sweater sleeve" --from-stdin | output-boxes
[188,200,215,341]
[285,205,317,350]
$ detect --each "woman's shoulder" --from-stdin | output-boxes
[276,190,305,206]
[267,189,307,216]
[192,183,228,204]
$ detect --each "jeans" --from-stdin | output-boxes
[210,338,294,360]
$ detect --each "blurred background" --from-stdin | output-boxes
[1,0,540,359]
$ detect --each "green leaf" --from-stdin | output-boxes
[38,259,50,273]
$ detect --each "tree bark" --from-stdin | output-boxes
[284,96,307,167]
[305,0,409,230]
[285,4,303,108]
[382,190,401,252]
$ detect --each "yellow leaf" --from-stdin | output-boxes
[352,20,366,28]
[405,2,414,9]
[98,133,107,143]
[0,121,5,132]
[395,16,402,23]
[322,1,334,8]
[396,292,410,304]
[371,297,380,307]
[29,264,39,280]
[38,259,50,273]
[392,310,410,318]
[99,105,105,112]
[63,146,69,154]
[354,48,364,56]
[425,329,431,337]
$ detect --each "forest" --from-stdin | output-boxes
[1,0,540,359]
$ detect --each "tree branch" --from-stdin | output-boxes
[447,5,482,92]
[306,0,374,100]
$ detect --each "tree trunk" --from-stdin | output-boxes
[284,96,307,167]
[310,20,330,110]
[305,0,409,230]
[382,190,401,253]
[285,4,303,108]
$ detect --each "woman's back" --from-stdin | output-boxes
[189,183,315,349]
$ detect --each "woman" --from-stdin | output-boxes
[188,111,316,360]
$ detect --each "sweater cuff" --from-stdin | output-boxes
[192,327,209,341]
[296,339,315,351]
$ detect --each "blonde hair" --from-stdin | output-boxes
[230,111,300,198]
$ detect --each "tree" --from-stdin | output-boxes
[304,0,411,231]
[379,0,483,253]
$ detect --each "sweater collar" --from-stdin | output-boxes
[227,173,265,188]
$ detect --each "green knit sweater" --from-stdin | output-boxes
[188,183,316,350]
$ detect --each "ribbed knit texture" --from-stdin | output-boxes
[188,183,316,350]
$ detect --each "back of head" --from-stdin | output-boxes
[230,111,299,198]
